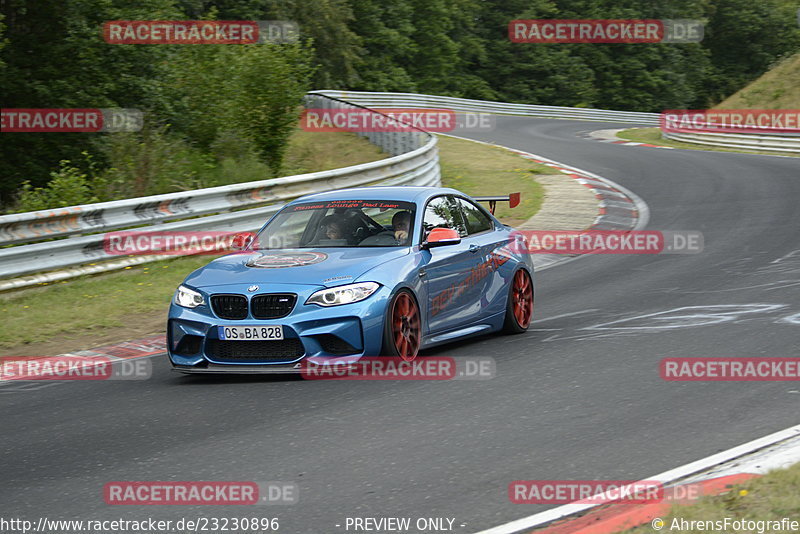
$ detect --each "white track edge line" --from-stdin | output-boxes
[473,423,800,534]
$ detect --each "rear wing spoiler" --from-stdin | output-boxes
[473,193,520,215]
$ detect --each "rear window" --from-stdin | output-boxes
[456,197,494,234]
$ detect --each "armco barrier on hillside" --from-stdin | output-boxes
[310,90,661,125]
[661,130,800,153]
[660,109,800,154]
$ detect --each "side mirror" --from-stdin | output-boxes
[230,232,255,251]
[422,227,461,249]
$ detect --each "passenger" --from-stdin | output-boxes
[392,211,412,244]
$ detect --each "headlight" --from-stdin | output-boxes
[174,285,205,308]
[306,282,380,307]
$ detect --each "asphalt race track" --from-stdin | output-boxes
[2,116,799,533]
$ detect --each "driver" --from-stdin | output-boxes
[392,211,412,244]
[320,214,348,241]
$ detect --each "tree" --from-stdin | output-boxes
[700,0,800,105]
[0,0,180,203]
[229,42,315,174]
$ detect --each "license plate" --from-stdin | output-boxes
[218,325,284,341]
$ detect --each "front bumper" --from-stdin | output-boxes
[172,363,304,374]
[167,285,390,371]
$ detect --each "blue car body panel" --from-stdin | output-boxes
[167,186,534,372]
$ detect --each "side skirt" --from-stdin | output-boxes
[422,311,505,349]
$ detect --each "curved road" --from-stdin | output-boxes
[2,117,799,533]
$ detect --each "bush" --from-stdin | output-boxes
[94,125,216,198]
[14,159,98,212]
[164,42,316,176]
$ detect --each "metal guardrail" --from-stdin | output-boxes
[309,90,662,125]
[0,94,439,290]
[0,95,433,247]
[662,130,800,154]
[314,90,799,154]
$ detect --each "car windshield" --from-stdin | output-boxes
[253,200,416,249]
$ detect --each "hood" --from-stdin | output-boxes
[184,247,410,289]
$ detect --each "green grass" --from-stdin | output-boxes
[437,135,547,227]
[623,462,800,533]
[179,128,388,188]
[282,128,387,174]
[0,133,548,352]
[716,53,800,110]
[616,127,798,157]
[0,256,211,349]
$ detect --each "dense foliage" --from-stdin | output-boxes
[1,0,798,209]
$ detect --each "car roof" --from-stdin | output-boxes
[290,186,467,206]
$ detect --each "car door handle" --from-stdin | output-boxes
[418,268,427,278]
[469,244,479,253]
